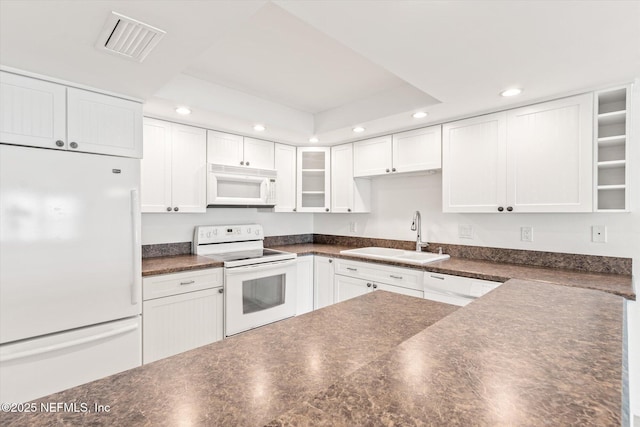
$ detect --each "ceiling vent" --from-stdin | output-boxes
[95,12,166,62]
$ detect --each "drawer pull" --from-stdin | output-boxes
[430,275,445,280]
[180,280,196,286]
[346,267,358,271]
[389,275,403,279]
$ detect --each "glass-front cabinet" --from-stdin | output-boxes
[296,147,331,212]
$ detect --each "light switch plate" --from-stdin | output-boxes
[592,225,607,243]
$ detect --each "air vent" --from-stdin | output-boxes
[95,12,165,62]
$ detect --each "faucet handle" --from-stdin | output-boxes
[438,247,443,255]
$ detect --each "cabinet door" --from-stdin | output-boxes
[142,287,223,364]
[141,118,173,213]
[274,143,297,212]
[295,256,314,315]
[0,71,66,150]
[331,143,354,213]
[442,112,507,212]
[353,136,393,177]
[506,93,593,212]
[297,147,331,212]
[244,137,274,169]
[67,88,142,158]
[313,257,334,309]
[335,274,371,303]
[207,130,243,166]
[171,124,207,213]
[375,283,424,298]
[392,125,442,173]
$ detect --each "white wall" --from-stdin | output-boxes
[142,210,313,244]
[314,172,640,282]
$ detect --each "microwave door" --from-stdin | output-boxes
[208,173,269,206]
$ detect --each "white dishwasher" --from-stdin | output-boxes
[142,268,223,364]
[423,272,501,306]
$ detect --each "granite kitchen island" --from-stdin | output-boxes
[0,281,625,426]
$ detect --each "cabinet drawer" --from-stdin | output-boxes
[335,259,423,291]
[143,268,223,301]
[424,273,501,298]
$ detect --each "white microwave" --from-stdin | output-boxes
[207,164,277,207]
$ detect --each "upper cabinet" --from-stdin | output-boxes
[142,118,207,213]
[0,71,142,158]
[274,143,297,212]
[207,131,274,169]
[297,147,331,212]
[331,143,370,213]
[353,125,442,177]
[443,93,593,213]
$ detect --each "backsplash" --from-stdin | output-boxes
[141,234,632,276]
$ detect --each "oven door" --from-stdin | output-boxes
[224,259,297,336]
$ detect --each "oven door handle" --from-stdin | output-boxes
[225,258,296,275]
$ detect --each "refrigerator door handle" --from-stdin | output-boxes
[0,323,138,363]
[131,189,142,305]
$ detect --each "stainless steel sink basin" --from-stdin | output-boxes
[339,247,450,265]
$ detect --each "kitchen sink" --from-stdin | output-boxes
[339,247,450,265]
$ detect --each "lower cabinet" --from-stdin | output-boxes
[142,268,223,364]
[334,259,424,303]
[314,256,335,309]
[296,256,314,315]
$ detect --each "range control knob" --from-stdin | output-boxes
[255,230,259,235]
[213,229,218,235]
[247,227,251,234]
[206,232,213,238]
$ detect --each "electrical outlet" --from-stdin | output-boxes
[521,226,533,242]
[349,221,357,233]
[592,225,607,243]
[458,224,474,239]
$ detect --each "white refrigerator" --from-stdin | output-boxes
[0,144,142,403]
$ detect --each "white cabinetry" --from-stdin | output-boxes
[141,118,207,213]
[314,256,335,309]
[443,93,593,213]
[0,71,142,158]
[207,131,274,169]
[353,125,442,177]
[423,272,501,306]
[296,256,314,315]
[297,147,331,212]
[274,143,297,212]
[334,259,424,302]
[142,268,223,364]
[331,143,371,213]
[594,85,631,211]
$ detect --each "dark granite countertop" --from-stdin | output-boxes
[1,283,624,426]
[270,243,635,300]
[142,254,223,276]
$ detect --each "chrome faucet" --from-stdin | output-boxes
[411,210,428,252]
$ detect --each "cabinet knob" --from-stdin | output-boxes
[240,161,245,165]
[55,140,65,147]
[174,207,179,212]
[293,208,297,212]
[328,259,333,263]
[325,208,329,212]
[367,283,372,288]
[392,168,396,172]
[506,206,513,212]
[218,288,224,294]
[372,284,378,289]
[386,168,390,173]
[497,206,504,212]
[246,161,250,166]
[70,142,78,149]
[166,207,172,212]
[347,208,352,212]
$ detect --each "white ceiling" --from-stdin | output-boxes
[1,1,639,146]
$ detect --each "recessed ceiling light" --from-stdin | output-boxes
[253,124,266,131]
[309,137,319,143]
[500,88,522,97]
[175,106,191,115]
[352,126,365,133]
[412,111,428,119]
